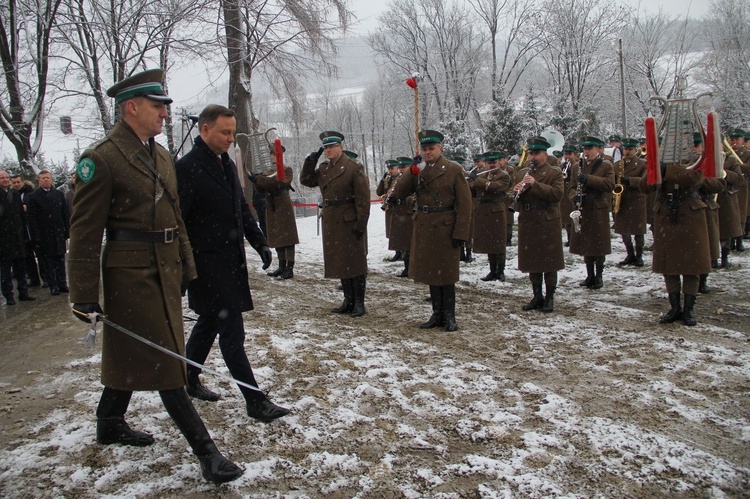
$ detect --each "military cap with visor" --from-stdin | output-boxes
[484,150,507,161]
[320,130,345,146]
[343,150,358,159]
[563,143,578,153]
[396,156,412,167]
[418,129,444,145]
[728,128,746,138]
[472,153,485,161]
[581,136,605,147]
[385,159,399,168]
[693,132,703,145]
[526,136,551,152]
[608,134,622,143]
[621,137,639,148]
[107,68,173,105]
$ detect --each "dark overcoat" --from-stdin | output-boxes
[568,158,615,256]
[515,163,565,273]
[472,169,511,254]
[300,152,370,279]
[640,165,710,275]
[700,176,725,261]
[68,122,197,391]
[0,188,26,260]
[27,187,69,257]
[717,157,744,239]
[176,136,269,316]
[254,166,300,248]
[392,156,472,285]
[385,176,415,252]
[613,156,647,236]
[376,174,395,238]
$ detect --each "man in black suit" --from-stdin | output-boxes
[27,170,70,295]
[176,104,289,422]
[11,175,42,287]
[0,170,36,305]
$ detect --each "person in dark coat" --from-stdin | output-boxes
[300,131,371,317]
[471,150,511,282]
[26,170,70,295]
[0,170,35,305]
[377,159,401,261]
[391,130,472,331]
[694,133,725,294]
[176,104,288,423]
[512,137,565,312]
[250,146,299,279]
[568,136,615,290]
[613,138,647,266]
[69,70,242,483]
[10,175,42,287]
[386,157,417,277]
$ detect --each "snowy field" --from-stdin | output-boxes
[1,206,749,498]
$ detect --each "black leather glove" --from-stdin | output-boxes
[72,303,103,323]
[451,238,464,248]
[577,173,588,185]
[181,281,188,297]
[259,245,273,270]
[312,147,324,160]
[468,170,478,180]
[411,154,423,166]
[621,177,630,186]
[247,172,258,182]
[353,229,364,240]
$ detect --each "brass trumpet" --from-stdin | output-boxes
[724,137,743,164]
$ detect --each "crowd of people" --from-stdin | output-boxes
[2,67,748,485]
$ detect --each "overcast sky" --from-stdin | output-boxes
[345,0,712,35]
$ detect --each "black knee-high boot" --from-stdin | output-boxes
[442,285,458,331]
[350,275,366,317]
[160,388,242,484]
[331,278,354,313]
[420,286,444,329]
[96,387,154,446]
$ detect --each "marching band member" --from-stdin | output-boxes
[472,151,511,282]
[613,138,648,267]
[377,159,401,261]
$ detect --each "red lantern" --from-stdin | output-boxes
[406,77,417,89]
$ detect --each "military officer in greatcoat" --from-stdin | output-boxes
[613,138,648,266]
[560,144,578,246]
[377,159,401,261]
[694,132,725,293]
[513,137,565,312]
[568,136,615,290]
[68,69,242,483]
[639,154,711,327]
[385,157,416,277]
[716,132,745,269]
[472,150,511,282]
[392,130,472,331]
[250,145,300,279]
[728,128,749,251]
[300,131,370,317]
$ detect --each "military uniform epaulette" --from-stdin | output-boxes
[85,136,111,152]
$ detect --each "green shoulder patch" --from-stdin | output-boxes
[77,158,96,183]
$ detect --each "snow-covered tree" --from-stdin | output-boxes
[483,93,524,155]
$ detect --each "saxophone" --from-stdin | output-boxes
[612,158,625,214]
[380,174,392,211]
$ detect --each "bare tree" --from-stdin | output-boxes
[0,0,63,173]
[222,0,350,136]
[468,0,543,101]
[538,0,628,112]
[698,0,750,127]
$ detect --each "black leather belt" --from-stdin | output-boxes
[107,227,179,243]
[322,198,355,207]
[522,203,553,211]
[478,198,502,204]
[417,205,454,213]
[388,198,405,205]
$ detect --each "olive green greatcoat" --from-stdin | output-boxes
[392,156,472,285]
[568,158,615,256]
[640,165,710,275]
[515,163,565,273]
[254,166,299,248]
[717,156,744,239]
[376,174,396,238]
[472,169,511,254]
[738,147,750,221]
[387,186,415,252]
[300,152,370,278]
[613,156,647,235]
[68,123,196,391]
[700,176,726,261]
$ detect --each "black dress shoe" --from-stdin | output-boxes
[18,294,36,301]
[5,296,16,305]
[186,381,221,402]
[28,281,41,287]
[58,285,69,293]
[246,398,290,422]
[97,417,155,446]
[50,287,60,295]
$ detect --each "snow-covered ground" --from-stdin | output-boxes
[1,206,749,497]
